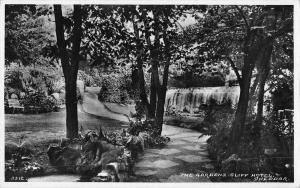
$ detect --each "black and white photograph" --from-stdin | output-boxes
[1,0,299,187]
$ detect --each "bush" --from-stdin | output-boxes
[21,90,57,113]
[168,72,225,88]
[77,70,95,87]
[5,137,44,181]
[127,119,170,147]
[5,63,63,98]
[98,73,132,104]
[48,77,65,94]
[263,112,294,180]
[206,109,294,182]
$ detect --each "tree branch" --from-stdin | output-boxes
[235,5,250,32]
[227,56,242,86]
[70,5,82,80]
[54,5,70,78]
[162,13,171,88]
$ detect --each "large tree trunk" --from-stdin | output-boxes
[132,10,171,135]
[65,76,78,138]
[230,57,254,151]
[155,89,166,135]
[149,71,157,118]
[229,34,273,152]
[155,61,169,135]
[255,43,273,129]
[54,5,82,139]
[137,63,152,118]
[132,16,153,119]
[229,30,257,151]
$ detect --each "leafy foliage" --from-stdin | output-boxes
[77,70,95,87]
[5,5,55,66]
[5,136,44,181]
[21,91,57,113]
[127,119,170,146]
[5,64,62,97]
[98,72,132,104]
[5,64,61,113]
[168,72,225,88]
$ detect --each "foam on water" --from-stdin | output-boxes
[165,86,240,113]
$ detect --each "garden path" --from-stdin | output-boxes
[83,88,214,182]
[82,92,129,122]
[133,125,213,182]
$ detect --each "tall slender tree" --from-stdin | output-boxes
[54,5,82,138]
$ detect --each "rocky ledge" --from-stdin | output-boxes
[47,120,170,182]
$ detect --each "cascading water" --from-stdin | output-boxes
[165,86,240,113]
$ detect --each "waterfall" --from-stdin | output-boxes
[165,86,240,113]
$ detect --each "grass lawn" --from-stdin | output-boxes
[5,108,126,144]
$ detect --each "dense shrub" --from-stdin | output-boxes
[21,90,57,113]
[5,64,64,113]
[168,72,225,88]
[98,72,132,104]
[47,77,65,94]
[5,138,44,181]
[207,108,294,182]
[127,119,170,147]
[263,112,294,181]
[271,83,293,111]
[5,63,63,98]
[78,70,95,87]
[205,102,234,159]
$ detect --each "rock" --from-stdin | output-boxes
[59,92,65,100]
[183,106,191,113]
[93,162,122,182]
[47,131,133,179]
[91,167,119,182]
[192,108,200,114]
[222,154,241,164]
[91,171,112,182]
[51,93,60,101]
[93,148,124,169]
[10,93,18,99]
[19,92,26,99]
[221,154,248,173]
